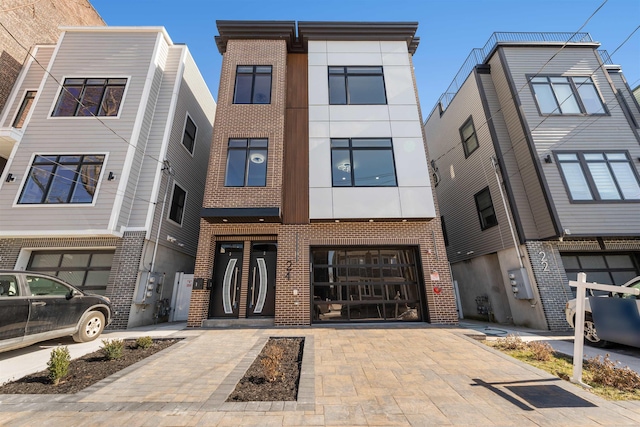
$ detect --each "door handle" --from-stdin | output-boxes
[31,301,46,307]
[250,266,257,308]
[232,266,238,309]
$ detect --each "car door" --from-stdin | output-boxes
[25,274,86,336]
[0,273,28,342]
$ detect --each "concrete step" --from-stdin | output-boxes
[201,318,275,328]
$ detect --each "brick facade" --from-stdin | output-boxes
[0,0,104,113]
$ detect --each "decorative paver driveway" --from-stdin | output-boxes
[1,325,640,426]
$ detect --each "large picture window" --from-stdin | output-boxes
[474,187,498,230]
[460,116,479,158]
[168,183,187,225]
[329,66,386,105]
[224,138,268,187]
[331,138,397,187]
[556,151,640,202]
[19,155,104,204]
[233,66,272,104]
[529,75,606,115]
[52,78,127,117]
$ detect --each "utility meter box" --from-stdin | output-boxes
[507,268,534,300]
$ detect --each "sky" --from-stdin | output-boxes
[91,0,640,113]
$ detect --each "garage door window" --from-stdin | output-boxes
[562,253,639,295]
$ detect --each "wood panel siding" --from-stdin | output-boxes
[283,53,309,224]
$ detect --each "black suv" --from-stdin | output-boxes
[0,271,112,353]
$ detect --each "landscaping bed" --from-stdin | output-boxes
[227,337,304,402]
[0,338,179,394]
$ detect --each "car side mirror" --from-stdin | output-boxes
[66,290,79,300]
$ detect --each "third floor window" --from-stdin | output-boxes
[233,66,272,104]
[329,66,386,105]
[52,78,127,117]
[529,75,606,115]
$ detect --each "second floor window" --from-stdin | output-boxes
[224,138,268,187]
[181,115,197,154]
[12,90,36,128]
[556,151,640,202]
[329,66,386,105]
[52,78,127,117]
[233,66,272,104]
[331,138,397,187]
[19,154,104,204]
[168,183,187,225]
[460,117,479,158]
[474,187,498,230]
[529,76,606,115]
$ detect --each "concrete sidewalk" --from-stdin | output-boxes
[2,323,640,426]
[0,322,190,385]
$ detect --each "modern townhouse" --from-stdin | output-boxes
[424,32,640,334]
[0,27,215,328]
[188,20,458,327]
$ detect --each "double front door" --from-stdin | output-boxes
[209,242,276,318]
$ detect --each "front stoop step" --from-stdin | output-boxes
[202,318,275,328]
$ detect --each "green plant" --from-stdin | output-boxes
[527,340,554,361]
[47,346,70,386]
[101,338,124,360]
[136,336,153,349]
[261,343,285,382]
[493,334,526,351]
[587,354,640,392]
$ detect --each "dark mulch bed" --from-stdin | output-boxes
[0,339,179,394]
[227,337,304,402]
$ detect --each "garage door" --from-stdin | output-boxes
[27,250,114,295]
[561,253,640,292]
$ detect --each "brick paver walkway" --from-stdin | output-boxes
[1,325,640,426]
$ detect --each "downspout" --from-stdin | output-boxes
[150,160,173,273]
[491,156,524,269]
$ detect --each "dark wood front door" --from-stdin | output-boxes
[209,243,243,318]
[246,243,277,317]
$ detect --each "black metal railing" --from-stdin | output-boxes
[433,32,609,114]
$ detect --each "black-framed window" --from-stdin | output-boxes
[331,138,397,187]
[168,183,187,225]
[474,187,498,230]
[224,138,268,187]
[181,115,197,154]
[329,66,387,105]
[52,78,127,117]
[529,75,606,115]
[19,154,104,204]
[460,117,479,158]
[27,250,114,295]
[233,66,272,104]
[12,90,36,128]
[556,151,640,202]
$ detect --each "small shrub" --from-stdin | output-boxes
[101,339,124,360]
[493,334,526,351]
[587,354,640,392]
[47,346,70,386]
[136,336,153,349]
[261,343,285,382]
[528,341,554,361]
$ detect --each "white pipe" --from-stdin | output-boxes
[491,156,524,269]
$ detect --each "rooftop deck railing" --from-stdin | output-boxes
[434,32,612,114]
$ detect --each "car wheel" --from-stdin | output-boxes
[583,315,608,348]
[73,311,105,343]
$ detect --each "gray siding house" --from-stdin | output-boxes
[0,27,215,328]
[424,33,640,332]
